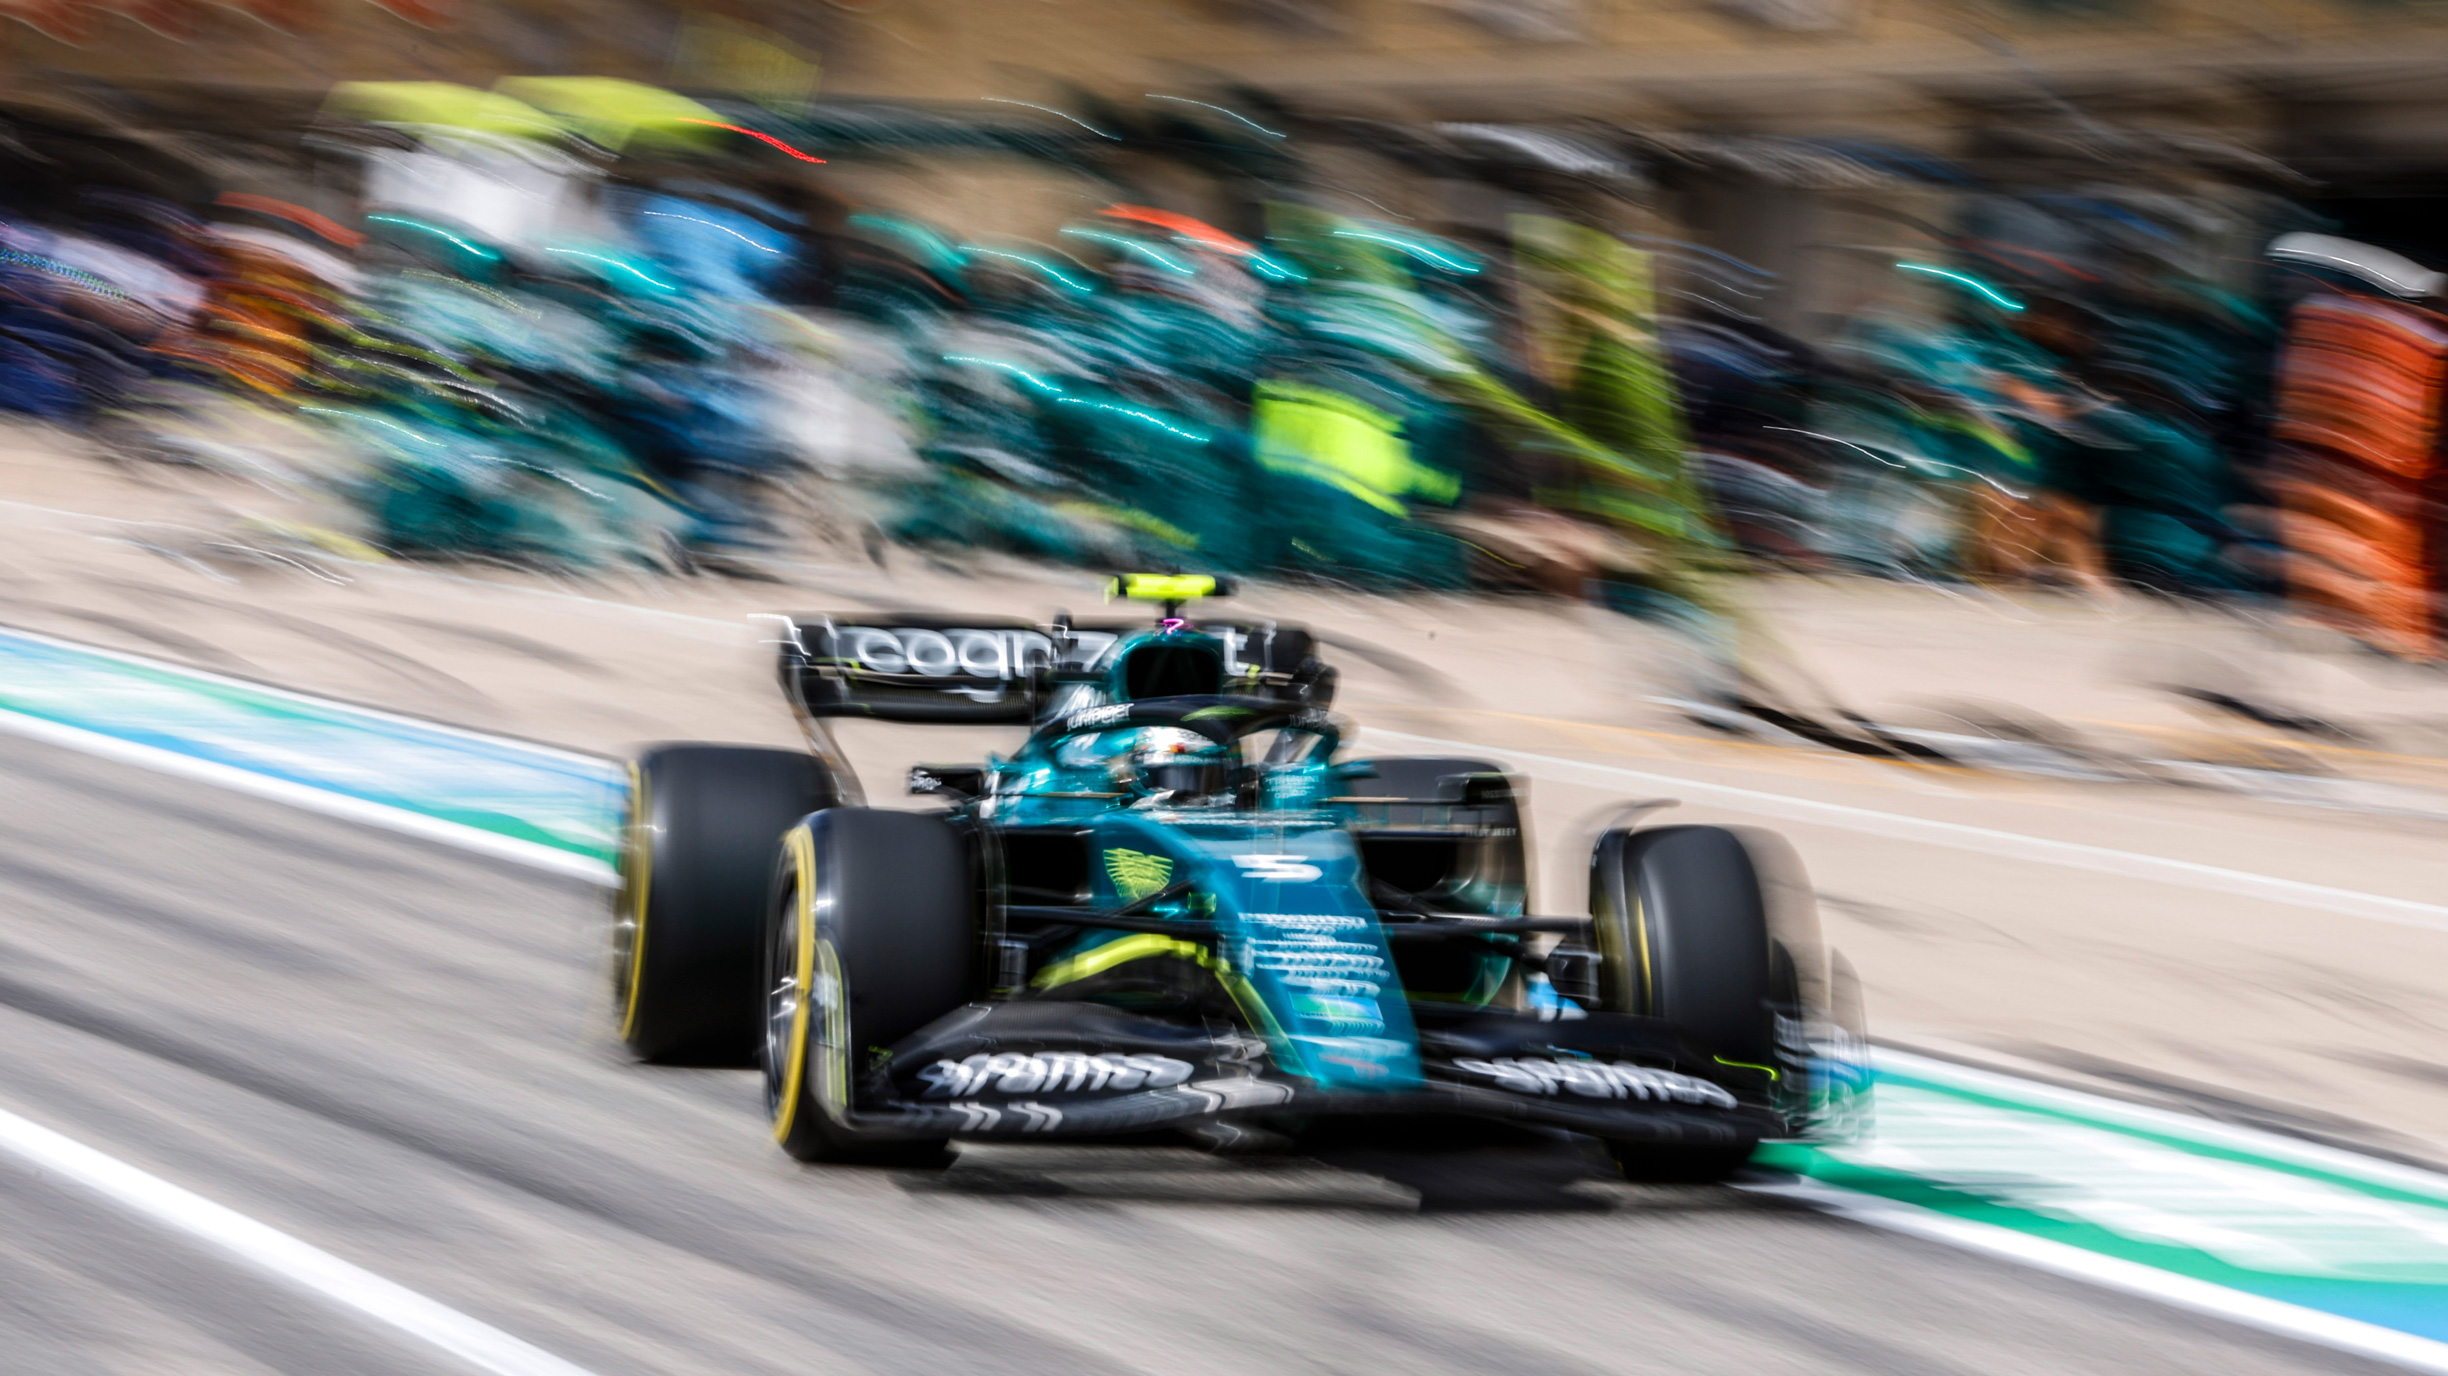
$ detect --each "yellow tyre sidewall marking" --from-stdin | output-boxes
[1632,886,1656,1015]
[772,825,819,1141]
[1592,868,1655,1017]
[616,761,651,1041]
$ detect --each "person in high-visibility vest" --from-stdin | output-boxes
[1250,377,1465,587]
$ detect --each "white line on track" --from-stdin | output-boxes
[0,707,617,887]
[0,1103,604,1376]
[1360,727,2448,932]
[1879,1047,2448,1201]
[1744,1177,2448,1375]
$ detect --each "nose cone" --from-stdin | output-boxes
[1203,822,1423,1090]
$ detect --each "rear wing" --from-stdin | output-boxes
[773,615,1063,724]
[771,614,1328,724]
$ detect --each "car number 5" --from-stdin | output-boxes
[1232,854,1322,882]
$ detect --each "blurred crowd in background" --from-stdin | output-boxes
[3,32,2445,666]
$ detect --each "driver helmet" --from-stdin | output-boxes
[1128,726,1236,803]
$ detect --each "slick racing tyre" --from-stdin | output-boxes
[614,745,841,1065]
[1588,824,1822,1182]
[766,808,976,1165]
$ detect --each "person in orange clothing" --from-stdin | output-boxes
[154,226,354,400]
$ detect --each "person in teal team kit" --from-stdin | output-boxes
[1249,374,1462,587]
[1245,205,1476,588]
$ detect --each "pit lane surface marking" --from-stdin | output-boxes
[1758,1050,2448,1371]
[1748,1179,2448,1376]
[1360,728,2448,932]
[0,705,616,883]
[0,622,621,884]
[0,1103,603,1376]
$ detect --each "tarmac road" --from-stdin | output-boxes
[9,455,2448,1150]
[0,729,2403,1376]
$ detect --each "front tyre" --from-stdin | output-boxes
[765,808,976,1165]
[614,744,840,1064]
[1589,824,1823,1182]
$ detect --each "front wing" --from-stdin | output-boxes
[843,1001,1791,1145]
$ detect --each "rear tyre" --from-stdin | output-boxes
[614,745,841,1064]
[1588,824,1821,1182]
[765,808,976,1165]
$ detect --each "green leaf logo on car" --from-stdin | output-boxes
[1106,848,1173,901]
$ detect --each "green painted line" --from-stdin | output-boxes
[1765,1049,2448,1349]
[0,625,624,866]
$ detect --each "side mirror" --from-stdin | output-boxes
[1438,772,1515,807]
[908,764,988,800]
[1295,659,1337,710]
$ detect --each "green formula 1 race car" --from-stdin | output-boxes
[612,575,1866,1174]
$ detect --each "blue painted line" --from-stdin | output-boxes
[0,625,624,864]
[1765,1049,2448,1365]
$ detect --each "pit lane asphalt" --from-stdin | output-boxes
[0,730,2405,1376]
